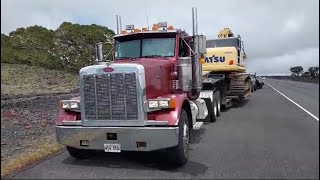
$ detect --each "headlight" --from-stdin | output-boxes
[62,102,71,109]
[60,100,80,111]
[148,101,159,108]
[147,98,175,111]
[158,100,169,108]
[70,102,79,109]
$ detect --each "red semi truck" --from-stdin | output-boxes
[55,8,240,165]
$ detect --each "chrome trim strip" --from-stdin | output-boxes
[144,120,168,126]
[93,75,98,120]
[123,73,127,120]
[62,120,169,126]
[61,121,81,126]
[108,74,113,119]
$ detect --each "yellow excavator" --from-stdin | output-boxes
[203,28,251,101]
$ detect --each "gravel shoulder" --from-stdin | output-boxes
[1,93,78,178]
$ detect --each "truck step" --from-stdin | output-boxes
[193,122,203,130]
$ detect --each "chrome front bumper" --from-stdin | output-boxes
[56,125,179,151]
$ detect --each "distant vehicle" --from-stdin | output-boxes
[256,78,264,89]
[250,74,257,92]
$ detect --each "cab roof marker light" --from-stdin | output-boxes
[126,25,134,30]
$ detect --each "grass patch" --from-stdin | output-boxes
[1,135,65,178]
[1,63,79,96]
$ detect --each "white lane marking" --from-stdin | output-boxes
[266,82,319,122]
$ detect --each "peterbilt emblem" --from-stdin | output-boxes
[103,67,114,72]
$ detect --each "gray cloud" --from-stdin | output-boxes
[1,0,319,75]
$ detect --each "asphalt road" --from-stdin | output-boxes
[13,80,319,179]
[263,78,319,119]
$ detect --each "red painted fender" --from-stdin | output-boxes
[147,93,190,126]
[55,96,80,125]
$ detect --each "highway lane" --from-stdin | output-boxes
[263,78,319,119]
[13,84,319,179]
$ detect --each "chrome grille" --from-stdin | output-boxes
[82,73,138,120]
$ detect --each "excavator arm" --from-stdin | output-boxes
[218,28,247,60]
[217,28,234,38]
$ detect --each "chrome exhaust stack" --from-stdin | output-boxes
[191,7,206,95]
[95,42,104,63]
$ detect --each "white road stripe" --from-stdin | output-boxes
[266,82,319,122]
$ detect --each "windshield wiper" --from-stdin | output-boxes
[116,57,137,60]
[141,55,169,59]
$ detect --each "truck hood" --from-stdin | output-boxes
[113,58,174,99]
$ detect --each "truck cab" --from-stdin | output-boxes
[55,8,221,165]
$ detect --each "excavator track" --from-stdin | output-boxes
[226,73,251,99]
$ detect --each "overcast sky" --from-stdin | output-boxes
[1,0,319,75]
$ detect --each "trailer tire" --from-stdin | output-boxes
[167,109,189,165]
[67,146,93,159]
[210,96,217,122]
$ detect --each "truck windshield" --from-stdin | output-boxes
[115,39,141,59]
[115,38,175,59]
[207,38,239,48]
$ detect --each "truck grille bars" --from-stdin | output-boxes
[82,73,138,120]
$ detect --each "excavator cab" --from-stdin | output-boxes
[206,37,241,64]
[202,28,251,99]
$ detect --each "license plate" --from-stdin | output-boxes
[104,144,121,153]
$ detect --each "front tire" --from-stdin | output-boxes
[215,92,221,117]
[67,146,93,159]
[210,96,218,122]
[167,109,190,165]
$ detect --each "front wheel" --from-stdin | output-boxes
[167,109,190,165]
[210,96,218,122]
[215,92,221,117]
